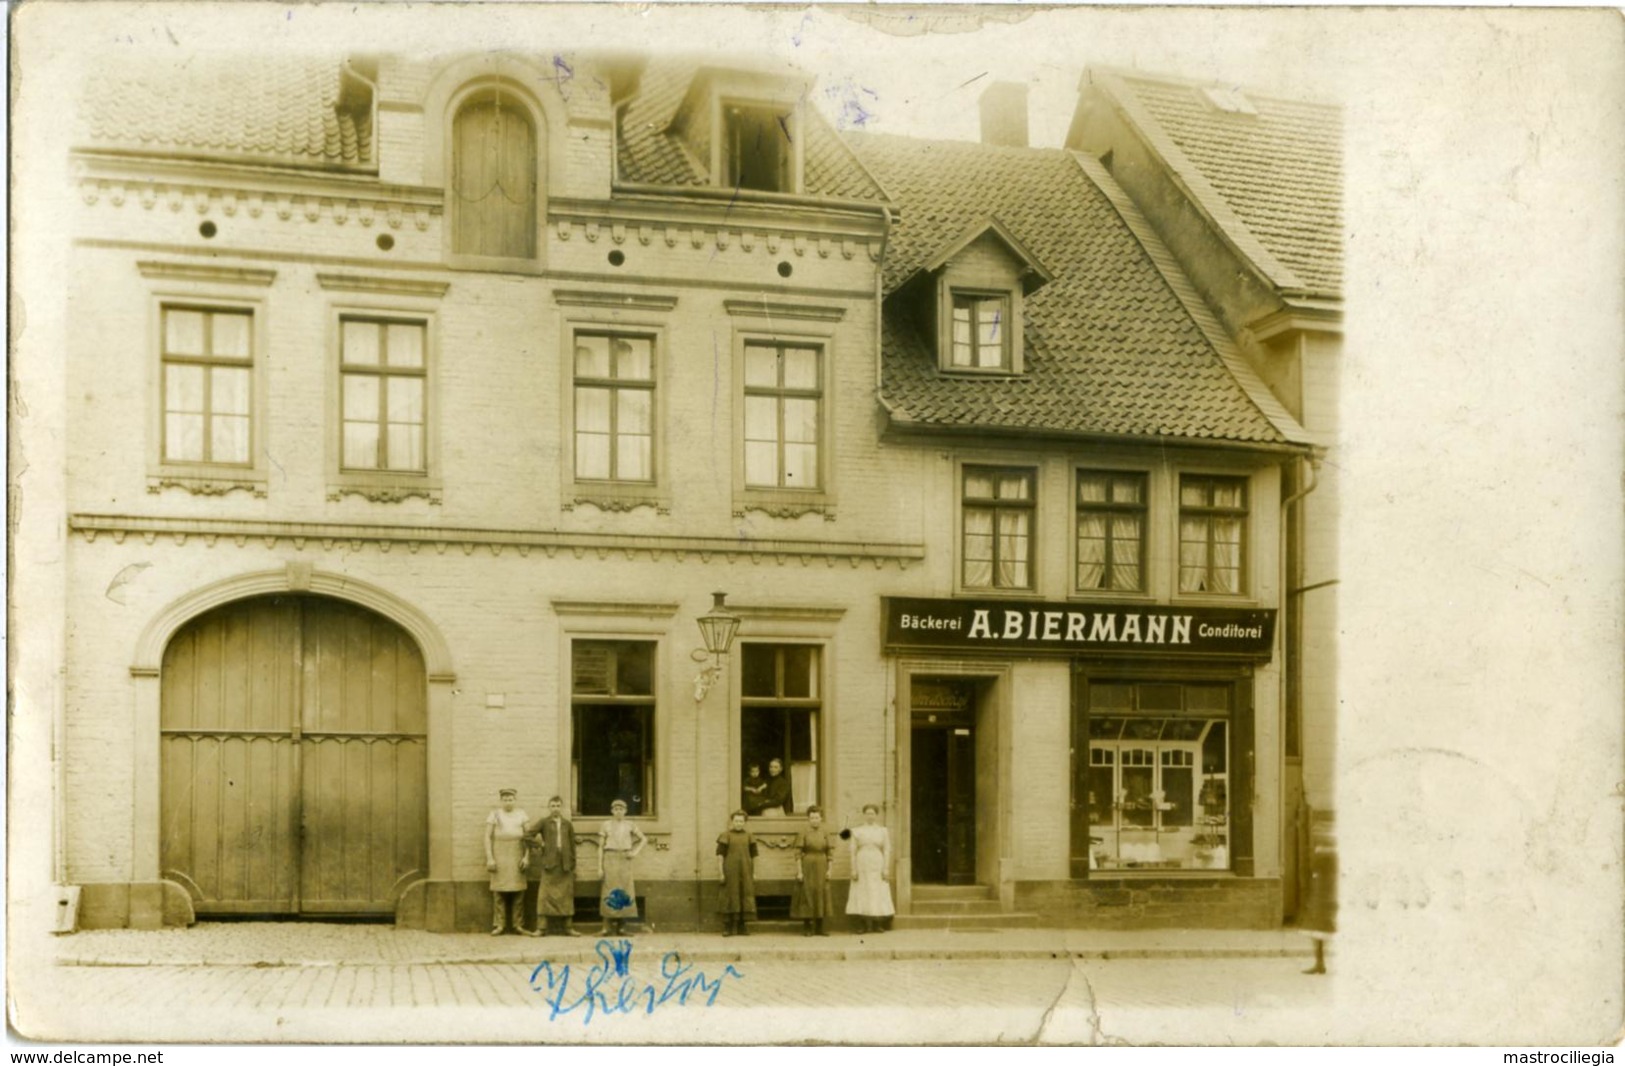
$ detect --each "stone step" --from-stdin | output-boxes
[910,883,997,901]
[891,912,1043,931]
[909,899,1007,915]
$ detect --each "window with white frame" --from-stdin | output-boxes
[160,306,253,466]
[340,318,428,474]
[949,292,1011,371]
[571,640,656,817]
[573,332,655,483]
[1178,475,1247,594]
[1076,471,1147,592]
[962,466,1035,590]
[739,644,820,815]
[743,341,821,490]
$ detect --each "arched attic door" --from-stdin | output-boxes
[158,594,427,916]
[451,87,537,259]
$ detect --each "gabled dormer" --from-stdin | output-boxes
[668,67,813,195]
[902,217,1052,376]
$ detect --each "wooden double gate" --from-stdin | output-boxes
[160,595,427,916]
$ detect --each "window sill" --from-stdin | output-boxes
[1170,592,1261,609]
[936,366,1024,380]
[147,470,267,499]
[328,473,442,505]
[564,483,671,516]
[1067,588,1157,602]
[444,253,545,277]
[954,585,1042,599]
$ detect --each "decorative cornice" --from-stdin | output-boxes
[80,177,440,232]
[733,499,838,522]
[730,605,848,623]
[1246,304,1343,341]
[137,262,276,287]
[553,290,678,312]
[551,211,883,263]
[724,299,847,323]
[316,273,450,298]
[327,484,443,505]
[550,600,682,618]
[563,494,671,516]
[147,475,268,498]
[68,514,923,568]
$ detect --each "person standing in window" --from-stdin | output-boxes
[760,757,793,816]
[484,788,532,936]
[741,762,769,815]
[845,803,894,934]
[791,805,834,937]
[597,798,646,936]
[715,810,758,937]
[525,795,579,937]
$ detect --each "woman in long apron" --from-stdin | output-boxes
[790,805,834,936]
[597,798,647,936]
[484,788,532,935]
[715,810,758,937]
[844,803,895,934]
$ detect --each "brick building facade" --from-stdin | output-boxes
[52,51,1337,931]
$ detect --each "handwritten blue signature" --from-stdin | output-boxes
[529,939,744,1024]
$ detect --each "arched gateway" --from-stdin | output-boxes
[159,594,427,916]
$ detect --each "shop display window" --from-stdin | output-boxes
[1084,681,1230,871]
[571,640,656,816]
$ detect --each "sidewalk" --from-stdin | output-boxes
[51,920,1316,967]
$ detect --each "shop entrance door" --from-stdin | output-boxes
[159,595,428,916]
[910,720,977,885]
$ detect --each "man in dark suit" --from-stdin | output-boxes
[525,795,580,936]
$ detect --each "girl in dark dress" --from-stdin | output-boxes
[790,805,834,936]
[715,809,758,937]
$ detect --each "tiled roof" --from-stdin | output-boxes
[1094,70,1342,296]
[848,132,1308,446]
[616,58,888,203]
[79,55,372,169]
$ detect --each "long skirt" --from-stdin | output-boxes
[489,836,526,893]
[845,844,895,917]
[790,854,831,919]
[717,849,757,916]
[538,869,574,917]
[600,852,639,919]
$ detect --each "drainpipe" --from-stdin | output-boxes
[1278,452,1320,902]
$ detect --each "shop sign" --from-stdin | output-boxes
[882,596,1276,658]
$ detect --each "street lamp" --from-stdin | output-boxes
[692,591,740,702]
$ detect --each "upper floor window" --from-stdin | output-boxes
[1178,475,1247,594]
[740,644,821,815]
[950,292,1011,371]
[452,91,536,259]
[963,466,1035,590]
[743,341,821,490]
[161,306,253,466]
[340,318,427,474]
[1077,471,1147,592]
[723,102,795,193]
[574,332,655,483]
[572,640,657,817]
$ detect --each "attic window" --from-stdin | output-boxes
[951,293,1011,370]
[1200,86,1257,116]
[723,102,795,193]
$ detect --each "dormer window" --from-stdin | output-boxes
[951,292,1012,370]
[722,101,797,193]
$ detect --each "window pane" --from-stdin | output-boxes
[782,646,816,698]
[165,364,204,414]
[574,704,651,816]
[165,310,205,356]
[1162,758,1194,827]
[1121,758,1155,827]
[1139,684,1183,712]
[211,414,250,464]
[343,321,381,366]
[782,347,818,391]
[783,443,818,488]
[165,413,204,462]
[572,643,614,695]
[388,377,424,424]
[617,389,651,435]
[575,387,611,433]
[386,423,424,471]
[963,470,995,499]
[745,442,777,487]
[615,643,654,697]
[1180,480,1207,506]
[744,396,778,442]
[576,433,611,480]
[1188,686,1229,714]
[1113,476,1143,503]
[744,345,778,388]
[997,472,1031,500]
[211,313,251,358]
[614,337,653,381]
[1087,753,1115,824]
[741,645,775,698]
[782,398,817,444]
[343,374,379,421]
[211,367,250,415]
[616,434,652,481]
[1090,684,1133,712]
[575,336,611,379]
[1213,480,1244,508]
[1077,474,1107,504]
[386,323,424,368]
[342,421,380,468]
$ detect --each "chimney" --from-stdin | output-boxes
[979,82,1029,148]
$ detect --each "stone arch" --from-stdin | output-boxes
[420,54,569,197]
